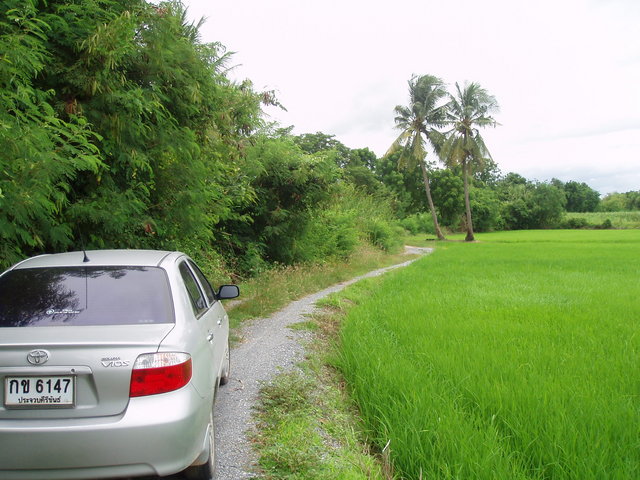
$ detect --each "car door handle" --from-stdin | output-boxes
[207,332,214,342]
[217,318,223,326]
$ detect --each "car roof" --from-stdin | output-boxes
[10,250,184,270]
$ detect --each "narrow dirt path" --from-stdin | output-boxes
[214,247,433,479]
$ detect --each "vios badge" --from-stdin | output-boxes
[27,350,50,365]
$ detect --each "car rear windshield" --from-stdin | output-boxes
[0,266,174,327]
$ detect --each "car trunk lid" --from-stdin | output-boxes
[0,324,175,419]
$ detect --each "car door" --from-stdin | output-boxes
[186,260,228,380]
[177,261,225,395]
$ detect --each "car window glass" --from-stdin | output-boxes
[0,267,173,327]
[188,260,216,305]
[178,262,207,316]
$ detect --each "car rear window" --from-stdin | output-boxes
[0,266,174,327]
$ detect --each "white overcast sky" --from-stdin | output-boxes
[183,0,640,195]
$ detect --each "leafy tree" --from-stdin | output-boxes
[374,152,426,217]
[387,75,448,240]
[341,147,385,194]
[501,172,529,187]
[294,133,383,194]
[556,180,600,212]
[34,0,263,253]
[599,193,627,212]
[436,82,499,241]
[474,157,502,187]
[528,183,566,228]
[429,169,464,227]
[599,191,640,211]
[498,177,566,229]
[627,191,640,210]
[220,136,339,269]
[0,0,102,266]
[469,186,502,232]
[294,132,351,162]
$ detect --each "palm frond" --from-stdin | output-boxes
[387,74,448,171]
[438,80,499,170]
[384,130,412,158]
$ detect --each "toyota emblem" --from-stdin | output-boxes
[27,350,50,365]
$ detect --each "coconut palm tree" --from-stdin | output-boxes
[438,82,499,241]
[386,75,448,240]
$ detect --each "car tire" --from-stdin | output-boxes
[219,342,230,386]
[184,409,215,480]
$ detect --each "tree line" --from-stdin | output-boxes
[0,0,403,275]
[1,1,635,275]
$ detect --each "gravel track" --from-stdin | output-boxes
[213,247,432,479]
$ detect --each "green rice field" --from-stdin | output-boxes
[338,230,640,479]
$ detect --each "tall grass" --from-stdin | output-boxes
[563,211,640,229]
[226,245,409,326]
[338,230,640,479]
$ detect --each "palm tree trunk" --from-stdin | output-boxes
[462,158,475,241]
[420,161,446,240]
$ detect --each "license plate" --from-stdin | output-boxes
[4,376,75,408]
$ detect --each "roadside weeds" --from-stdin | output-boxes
[225,245,418,328]
[251,306,391,480]
[247,247,434,479]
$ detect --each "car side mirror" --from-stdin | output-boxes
[217,285,240,300]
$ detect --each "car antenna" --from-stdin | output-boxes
[78,232,90,263]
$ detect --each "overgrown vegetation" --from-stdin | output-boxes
[253,318,387,480]
[561,211,640,229]
[232,246,426,478]
[0,0,403,274]
[337,230,640,479]
[225,245,409,326]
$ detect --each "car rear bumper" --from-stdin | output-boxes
[0,386,211,480]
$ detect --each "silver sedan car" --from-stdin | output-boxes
[0,250,239,480]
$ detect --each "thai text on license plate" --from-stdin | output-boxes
[4,376,75,408]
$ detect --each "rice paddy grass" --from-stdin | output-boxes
[338,230,640,479]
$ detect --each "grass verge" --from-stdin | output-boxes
[251,309,389,479]
[224,244,413,327]
[233,243,423,479]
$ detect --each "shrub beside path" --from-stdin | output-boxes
[214,247,433,479]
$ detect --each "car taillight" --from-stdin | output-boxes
[129,352,192,397]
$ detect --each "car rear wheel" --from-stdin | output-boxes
[185,409,215,480]
[219,342,230,386]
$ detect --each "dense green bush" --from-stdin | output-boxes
[0,1,103,266]
[0,0,264,269]
[399,213,437,235]
[498,178,566,230]
[365,219,395,251]
[217,137,340,268]
[560,216,614,230]
[470,187,502,232]
[341,185,403,253]
[599,218,613,229]
[399,216,421,235]
[291,208,359,263]
[563,217,590,229]
[430,168,465,227]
